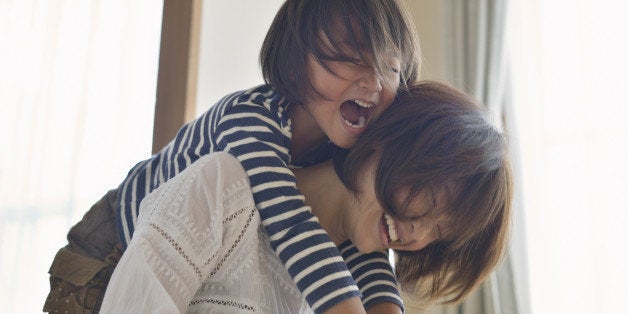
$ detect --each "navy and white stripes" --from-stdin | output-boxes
[115,84,401,312]
[339,242,404,310]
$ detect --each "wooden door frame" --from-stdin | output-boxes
[152,0,202,154]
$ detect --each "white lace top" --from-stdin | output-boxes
[101,152,312,313]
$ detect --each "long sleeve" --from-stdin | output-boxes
[339,241,404,311]
[100,237,183,313]
[215,101,360,312]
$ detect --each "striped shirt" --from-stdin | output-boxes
[339,242,403,310]
[116,84,402,312]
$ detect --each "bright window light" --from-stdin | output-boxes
[0,1,162,313]
[508,1,628,313]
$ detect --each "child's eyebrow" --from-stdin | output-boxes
[342,39,365,47]
[335,39,367,52]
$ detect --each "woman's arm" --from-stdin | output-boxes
[100,237,183,313]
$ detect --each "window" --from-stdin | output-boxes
[508,1,628,313]
[0,1,162,312]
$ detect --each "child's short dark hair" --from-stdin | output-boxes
[260,0,421,104]
[335,81,513,303]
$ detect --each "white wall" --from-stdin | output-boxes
[403,0,447,82]
[194,0,284,117]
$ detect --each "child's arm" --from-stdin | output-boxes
[339,241,405,312]
[215,98,361,313]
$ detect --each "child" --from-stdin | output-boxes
[99,81,512,313]
[44,0,421,313]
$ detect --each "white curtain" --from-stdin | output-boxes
[0,1,162,313]
[508,1,628,313]
[427,1,528,313]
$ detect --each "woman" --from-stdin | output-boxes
[100,82,512,313]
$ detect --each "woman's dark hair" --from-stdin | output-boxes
[334,81,513,303]
[260,0,421,104]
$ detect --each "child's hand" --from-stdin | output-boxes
[323,296,366,314]
[366,302,403,314]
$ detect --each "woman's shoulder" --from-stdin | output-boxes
[140,152,253,220]
[195,153,256,218]
[195,152,247,180]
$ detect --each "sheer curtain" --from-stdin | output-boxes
[508,1,628,313]
[424,1,528,313]
[0,1,162,313]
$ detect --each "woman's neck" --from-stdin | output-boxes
[293,161,350,246]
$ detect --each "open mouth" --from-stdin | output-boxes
[382,213,399,243]
[340,99,374,128]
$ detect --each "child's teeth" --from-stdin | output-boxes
[385,214,398,242]
[353,100,373,108]
[344,116,366,128]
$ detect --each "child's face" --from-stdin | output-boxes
[303,45,401,149]
[347,162,448,254]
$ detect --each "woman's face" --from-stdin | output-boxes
[347,162,448,254]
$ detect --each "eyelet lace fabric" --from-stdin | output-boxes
[101,153,312,313]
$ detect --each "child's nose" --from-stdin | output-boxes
[358,69,383,92]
